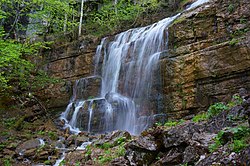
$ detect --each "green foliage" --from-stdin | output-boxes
[228,126,250,152]
[85,145,92,156]
[44,160,51,165]
[29,0,78,35]
[165,120,179,127]
[155,122,163,126]
[209,126,250,153]
[0,0,73,97]
[37,130,46,135]
[85,0,159,36]
[227,94,243,108]
[0,131,9,136]
[228,4,235,13]
[229,139,248,153]
[227,126,250,140]
[172,16,185,25]
[229,38,239,46]
[47,131,57,140]
[0,29,58,97]
[59,159,66,166]
[180,163,189,166]
[209,130,224,152]
[37,130,57,140]
[97,142,126,164]
[165,119,185,127]
[0,37,33,91]
[0,143,6,151]
[3,159,11,166]
[88,0,140,31]
[98,155,113,164]
[240,18,247,24]
[114,137,126,146]
[3,118,16,128]
[75,161,81,166]
[192,113,208,122]
[207,102,228,118]
[192,95,244,123]
[155,119,186,127]
[99,142,112,149]
[1,0,77,38]
[117,143,126,156]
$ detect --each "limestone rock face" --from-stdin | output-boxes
[41,0,250,121]
[161,0,250,118]
[37,37,99,111]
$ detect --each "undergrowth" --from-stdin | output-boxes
[209,126,250,153]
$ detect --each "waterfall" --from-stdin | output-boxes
[60,0,210,135]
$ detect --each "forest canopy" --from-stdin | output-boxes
[0,0,161,96]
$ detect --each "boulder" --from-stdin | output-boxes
[16,139,41,156]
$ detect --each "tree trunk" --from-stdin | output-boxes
[79,0,85,37]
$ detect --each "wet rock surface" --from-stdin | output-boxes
[1,0,250,165]
[0,90,249,166]
[123,97,250,166]
[162,0,250,119]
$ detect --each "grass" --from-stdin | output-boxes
[192,113,208,122]
[155,119,186,128]
[97,142,126,164]
[3,118,16,128]
[0,143,6,151]
[99,142,113,149]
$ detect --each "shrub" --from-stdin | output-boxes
[208,130,225,152]
[209,126,250,153]
[117,143,126,156]
[99,142,112,149]
[229,139,248,153]
[192,113,208,122]
[227,94,243,108]
[228,4,235,13]
[164,120,179,127]
[98,155,113,164]
[114,137,126,145]
[229,38,239,46]
[207,102,228,118]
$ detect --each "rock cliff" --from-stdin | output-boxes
[162,0,250,119]
[41,0,250,122]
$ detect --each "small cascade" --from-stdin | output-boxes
[53,152,65,166]
[76,142,92,150]
[38,138,45,146]
[60,0,210,135]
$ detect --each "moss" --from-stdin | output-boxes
[98,142,113,149]
[13,116,26,131]
[47,131,58,140]
[44,160,51,165]
[172,16,186,25]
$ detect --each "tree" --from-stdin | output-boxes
[0,0,78,40]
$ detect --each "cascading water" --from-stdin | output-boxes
[60,0,210,135]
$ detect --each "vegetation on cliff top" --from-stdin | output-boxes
[0,0,165,99]
[0,0,192,98]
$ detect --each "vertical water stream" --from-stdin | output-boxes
[60,0,209,135]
